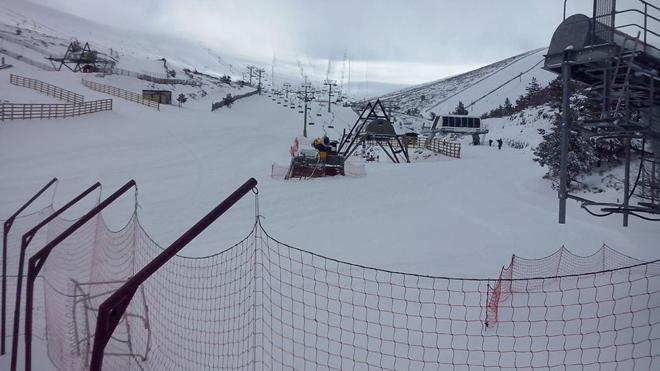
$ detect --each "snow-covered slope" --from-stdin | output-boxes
[1,3,658,370]
[379,47,557,118]
[0,0,249,79]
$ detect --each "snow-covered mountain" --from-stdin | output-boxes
[378,47,557,118]
[0,0,254,80]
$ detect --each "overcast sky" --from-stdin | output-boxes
[31,0,628,93]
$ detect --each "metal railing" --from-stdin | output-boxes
[0,100,112,121]
[592,0,660,54]
[82,79,159,110]
[10,74,84,104]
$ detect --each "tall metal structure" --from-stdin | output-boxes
[297,83,314,138]
[323,79,338,113]
[544,0,660,225]
[47,41,114,72]
[255,68,265,94]
[338,99,410,163]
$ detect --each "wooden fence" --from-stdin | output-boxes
[211,90,260,111]
[406,136,461,158]
[137,74,201,86]
[82,79,159,110]
[10,74,84,103]
[0,99,112,121]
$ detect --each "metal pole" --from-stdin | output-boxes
[564,0,568,20]
[1,177,57,355]
[88,178,257,371]
[623,137,631,226]
[623,81,631,227]
[304,96,308,138]
[10,183,101,371]
[559,48,572,224]
[24,180,136,371]
[644,4,648,51]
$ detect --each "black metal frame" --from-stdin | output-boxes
[9,182,102,371]
[339,99,410,163]
[23,180,137,371]
[1,177,57,355]
[47,42,113,73]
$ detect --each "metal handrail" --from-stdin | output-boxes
[611,0,660,52]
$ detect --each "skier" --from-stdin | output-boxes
[489,139,493,147]
[497,139,503,150]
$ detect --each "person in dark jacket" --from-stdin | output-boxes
[497,138,503,150]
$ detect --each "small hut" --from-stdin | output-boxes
[142,90,172,105]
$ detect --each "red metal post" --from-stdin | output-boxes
[89,178,257,371]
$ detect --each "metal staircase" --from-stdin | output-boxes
[544,0,660,225]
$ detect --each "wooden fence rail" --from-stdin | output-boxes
[0,100,112,121]
[81,79,159,110]
[10,74,84,104]
[406,137,461,158]
[211,90,259,111]
[137,74,200,86]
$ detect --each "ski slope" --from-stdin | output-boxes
[0,2,658,370]
[379,47,557,118]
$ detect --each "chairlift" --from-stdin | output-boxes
[298,110,304,114]
[309,122,315,125]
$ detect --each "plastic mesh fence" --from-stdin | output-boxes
[487,245,645,326]
[20,213,660,370]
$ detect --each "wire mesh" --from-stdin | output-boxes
[9,207,658,370]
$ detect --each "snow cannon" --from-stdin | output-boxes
[276,136,346,180]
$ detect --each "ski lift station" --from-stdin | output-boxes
[431,115,487,134]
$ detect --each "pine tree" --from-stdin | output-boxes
[503,97,514,115]
[221,93,234,107]
[453,101,468,115]
[526,77,543,106]
[533,113,598,188]
[526,77,541,96]
[177,93,187,107]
